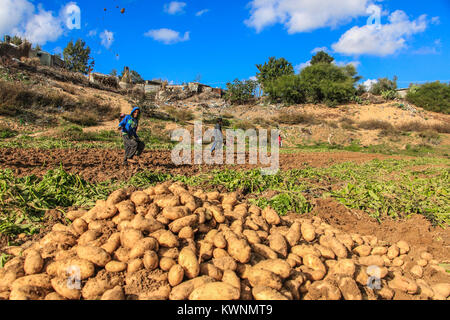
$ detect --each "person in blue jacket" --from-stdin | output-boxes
[118,107,145,165]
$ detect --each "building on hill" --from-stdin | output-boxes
[396,88,409,99]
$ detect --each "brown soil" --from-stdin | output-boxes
[304,198,450,263]
[0,148,403,183]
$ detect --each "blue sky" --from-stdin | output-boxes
[1,0,449,88]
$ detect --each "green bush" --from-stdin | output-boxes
[224,79,258,105]
[264,74,305,104]
[381,90,398,100]
[299,63,358,105]
[406,82,450,114]
[0,125,17,139]
[256,57,295,89]
[370,77,398,95]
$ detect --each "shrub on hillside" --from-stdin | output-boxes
[370,77,398,96]
[264,74,305,105]
[406,82,450,114]
[224,79,258,105]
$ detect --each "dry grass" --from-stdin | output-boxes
[397,121,450,134]
[358,119,395,131]
[273,112,318,125]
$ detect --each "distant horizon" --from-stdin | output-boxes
[1,0,449,89]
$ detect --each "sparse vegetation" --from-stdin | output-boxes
[406,82,450,114]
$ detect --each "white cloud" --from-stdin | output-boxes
[164,1,186,15]
[144,28,190,44]
[294,61,310,73]
[332,10,428,56]
[100,30,114,49]
[245,0,371,33]
[196,9,210,17]
[0,0,79,45]
[311,47,329,54]
[362,79,378,90]
[88,29,97,37]
[431,16,440,25]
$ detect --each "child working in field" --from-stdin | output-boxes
[118,107,145,165]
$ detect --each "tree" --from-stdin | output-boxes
[10,36,23,46]
[256,57,294,89]
[370,76,398,95]
[264,74,305,105]
[130,70,144,84]
[63,39,91,74]
[225,79,258,105]
[34,44,42,51]
[310,51,334,65]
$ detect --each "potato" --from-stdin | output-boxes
[359,255,385,267]
[287,253,302,268]
[154,184,170,195]
[212,256,237,272]
[96,204,119,220]
[388,275,418,294]
[353,245,372,257]
[305,281,341,300]
[24,250,44,275]
[189,282,240,300]
[72,218,88,235]
[262,207,281,226]
[206,204,226,223]
[106,189,128,206]
[410,265,423,278]
[251,244,278,260]
[116,200,136,220]
[127,259,143,274]
[268,233,288,258]
[302,254,326,281]
[154,195,180,208]
[45,292,66,300]
[114,247,130,263]
[371,246,388,256]
[319,236,348,258]
[178,247,200,279]
[130,214,165,233]
[285,222,301,247]
[222,194,238,207]
[396,240,410,254]
[105,261,127,273]
[253,259,292,279]
[11,274,52,292]
[82,278,114,300]
[200,263,223,281]
[169,215,198,234]
[242,230,261,245]
[100,233,121,254]
[130,191,151,206]
[143,251,159,270]
[57,259,96,280]
[76,246,111,267]
[120,228,144,250]
[335,233,354,251]
[168,264,185,287]
[178,226,194,240]
[204,229,219,244]
[51,277,81,300]
[227,237,251,264]
[46,231,77,247]
[162,206,189,221]
[78,230,101,246]
[160,257,176,272]
[291,244,321,258]
[101,286,125,300]
[248,268,282,290]
[66,209,87,221]
[129,237,159,259]
[213,232,227,249]
[300,222,316,242]
[198,241,214,263]
[432,283,450,298]
[9,286,46,300]
[252,286,288,300]
[151,229,179,248]
[169,276,214,301]
[330,259,356,278]
[221,270,240,289]
[314,244,335,260]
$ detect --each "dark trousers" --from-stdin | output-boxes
[123,135,145,161]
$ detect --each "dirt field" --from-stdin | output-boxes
[0,148,404,182]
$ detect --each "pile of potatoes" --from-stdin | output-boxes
[1,181,449,300]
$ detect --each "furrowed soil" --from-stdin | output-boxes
[0,148,405,183]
